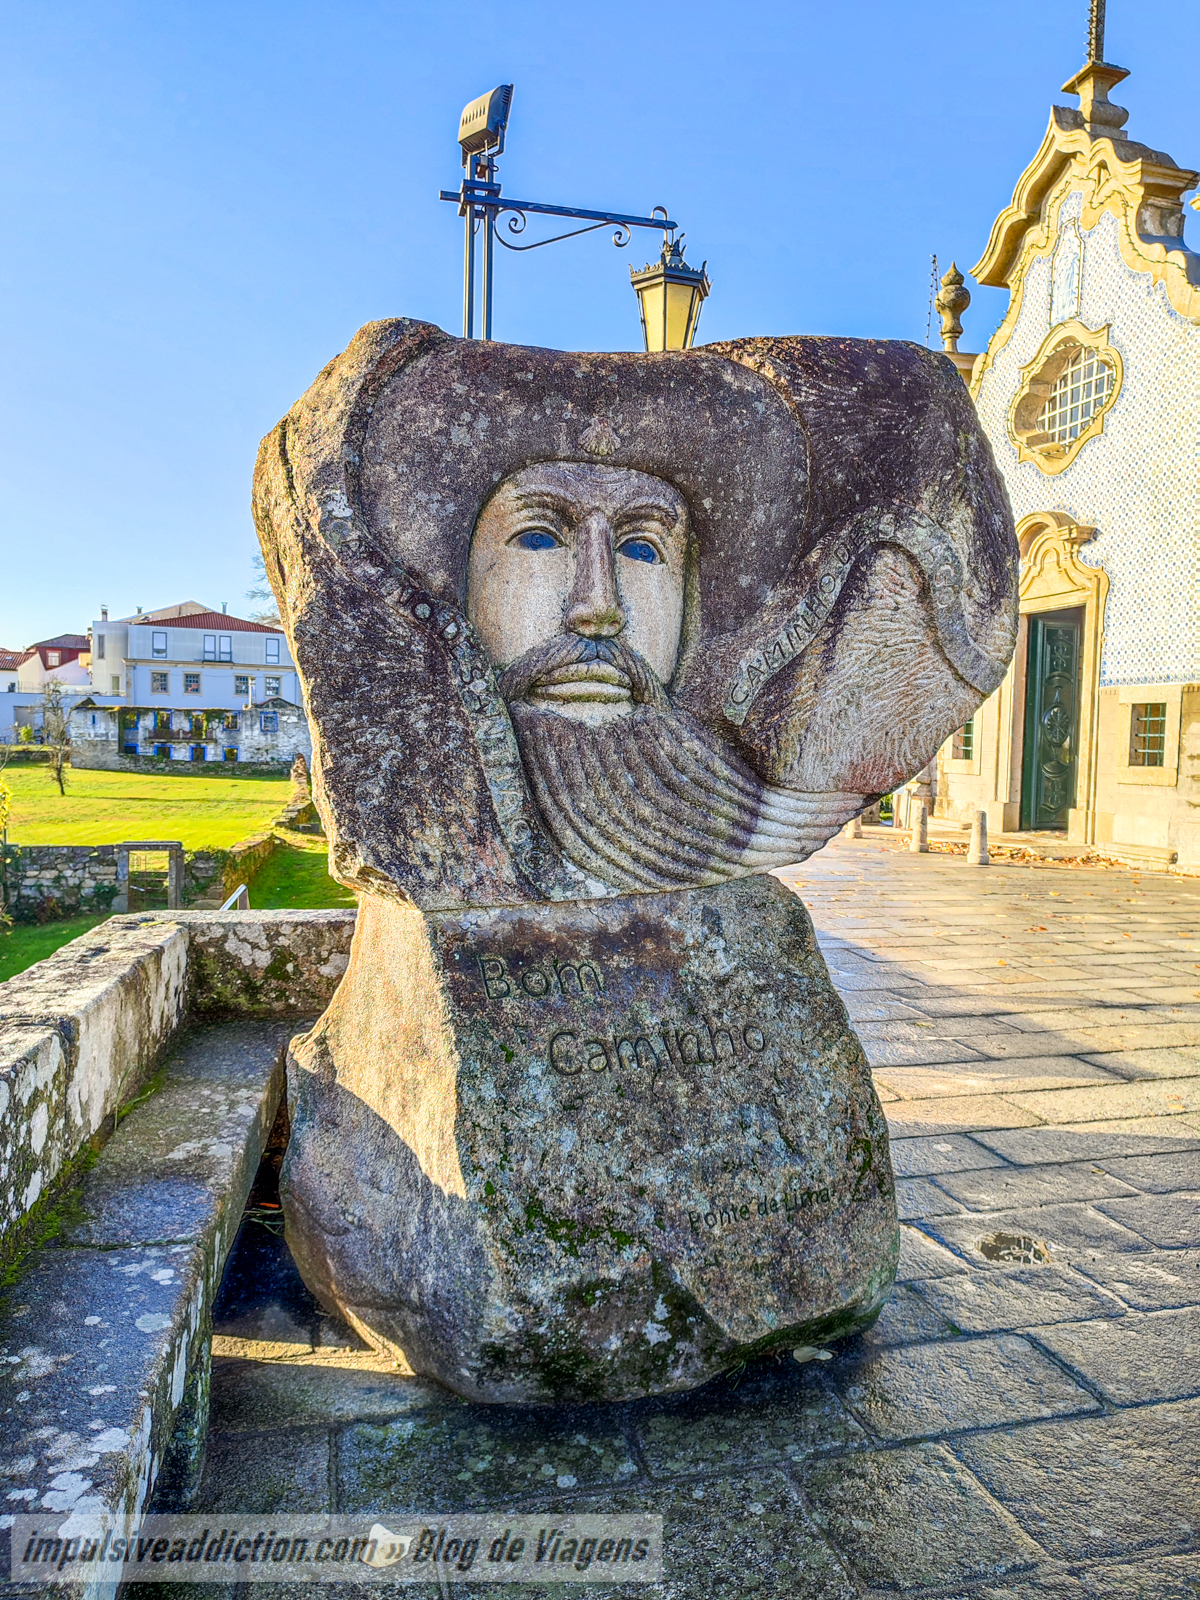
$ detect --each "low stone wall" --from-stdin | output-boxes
[0,844,228,921]
[73,751,293,774]
[0,909,355,1257]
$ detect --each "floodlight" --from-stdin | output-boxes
[458,85,513,161]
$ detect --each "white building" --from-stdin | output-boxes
[936,40,1200,873]
[3,602,310,768]
[74,601,308,768]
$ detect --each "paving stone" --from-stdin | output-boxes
[635,1359,863,1478]
[851,1284,956,1348]
[473,1470,857,1600]
[1071,1249,1200,1311]
[1006,1079,1200,1124]
[895,1176,965,1219]
[952,1401,1200,1561]
[896,1224,969,1281]
[801,1441,1042,1591]
[190,1427,332,1512]
[336,1409,639,1512]
[824,1333,1099,1441]
[931,1163,1139,1212]
[1095,1150,1200,1192]
[885,1095,1039,1137]
[890,1135,1008,1179]
[911,1266,1123,1334]
[1080,1047,1200,1081]
[865,1036,991,1068]
[919,1203,1151,1272]
[875,1060,1120,1099]
[1073,1551,1200,1599]
[208,1356,443,1432]
[1030,1307,1200,1404]
[971,1117,1200,1166]
[1092,1192,1200,1248]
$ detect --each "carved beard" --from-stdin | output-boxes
[502,635,863,892]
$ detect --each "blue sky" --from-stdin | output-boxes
[0,0,1194,647]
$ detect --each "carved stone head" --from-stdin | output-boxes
[253,321,1018,909]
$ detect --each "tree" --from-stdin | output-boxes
[246,551,282,627]
[40,679,70,795]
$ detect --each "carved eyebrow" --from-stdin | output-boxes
[510,490,575,515]
[616,502,684,531]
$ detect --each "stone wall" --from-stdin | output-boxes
[0,844,228,921]
[0,909,355,1257]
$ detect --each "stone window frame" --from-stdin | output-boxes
[183,672,202,694]
[1007,320,1123,476]
[1116,684,1183,788]
[150,671,170,695]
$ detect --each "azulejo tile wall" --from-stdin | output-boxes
[974,191,1200,688]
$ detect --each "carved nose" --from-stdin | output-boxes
[564,513,624,638]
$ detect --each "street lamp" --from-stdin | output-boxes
[440,85,706,345]
[630,237,711,352]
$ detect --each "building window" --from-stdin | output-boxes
[1129,703,1167,768]
[152,631,168,658]
[223,746,239,762]
[7,682,15,692]
[154,743,170,759]
[1038,346,1115,445]
[47,651,60,667]
[1008,322,1122,475]
[223,712,240,731]
[219,634,232,661]
[264,675,281,698]
[265,637,280,664]
[151,671,169,694]
[951,719,975,761]
[260,711,279,732]
[235,674,251,698]
[203,634,217,660]
[190,744,206,762]
[111,675,120,694]
[96,635,105,659]
[184,672,201,694]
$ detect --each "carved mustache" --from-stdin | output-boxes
[498,634,669,709]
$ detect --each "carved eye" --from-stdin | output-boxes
[619,538,660,565]
[512,528,560,551]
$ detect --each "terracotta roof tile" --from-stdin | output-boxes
[136,611,282,635]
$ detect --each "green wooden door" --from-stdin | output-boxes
[1021,610,1082,831]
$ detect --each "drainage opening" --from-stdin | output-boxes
[977,1232,1052,1265]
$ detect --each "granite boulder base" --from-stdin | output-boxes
[255,321,1019,1401]
[282,873,897,1403]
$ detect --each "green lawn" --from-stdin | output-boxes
[2,766,291,848]
[246,834,356,909]
[0,915,106,984]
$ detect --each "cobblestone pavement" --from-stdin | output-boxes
[177,841,1200,1599]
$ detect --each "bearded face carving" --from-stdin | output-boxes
[253,319,1018,910]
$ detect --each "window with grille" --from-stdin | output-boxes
[952,719,975,761]
[151,671,169,694]
[184,672,201,694]
[1129,702,1166,767]
[1038,346,1114,444]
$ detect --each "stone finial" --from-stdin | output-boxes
[935,264,971,355]
[1063,5,1130,145]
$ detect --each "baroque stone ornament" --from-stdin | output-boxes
[254,320,1018,1403]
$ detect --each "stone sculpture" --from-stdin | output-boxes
[253,320,1018,1402]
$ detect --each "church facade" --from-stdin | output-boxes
[934,48,1200,872]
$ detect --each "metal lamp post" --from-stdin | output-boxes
[441,85,705,349]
